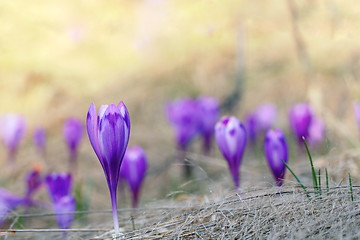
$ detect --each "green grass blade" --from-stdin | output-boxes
[282,160,310,198]
[349,173,354,201]
[325,168,329,193]
[302,137,318,190]
[318,168,322,199]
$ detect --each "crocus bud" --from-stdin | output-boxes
[25,164,42,199]
[86,102,130,236]
[197,97,220,154]
[0,114,26,163]
[165,98,199,151]
[33,128,46,158]
[120,146,148,208]
[63,118,83,169]
[0,188,25,225]
[264,129,288,186]
[289,103,313,144]
[215,116,247,189]
[45,173,75,230]
[308,117,325,146]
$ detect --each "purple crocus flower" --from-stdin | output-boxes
[63,118,83,168]
[0,188,25,225]
[264,129,288,186]
[165,98,199,151]
[353,102,360,130]
[197,97,220,154]
[215,116,247,189]
[255,104,277,130]
[246,104,277,144]
[33,128,46,158]
[86,101,130,236]
[308,117,325,146]
[289,103,313,144]
[0,114,26,162]
[120,146,148,208]
[25,165,43,201]
[45,173,75,230]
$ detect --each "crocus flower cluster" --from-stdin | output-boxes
[120,146,148,208]
[264,129,288,186]
[166,98,201,151]
[246,104,277,143]
[215,116,247,189]
[63,118,83,168]
[45,173,75,230]
[289,103,325,146]
[0,114,26,163]
[86,101,130,236]
[33,128,46,159]
[166,97,220,153]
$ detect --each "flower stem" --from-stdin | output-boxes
[110,185,120,235]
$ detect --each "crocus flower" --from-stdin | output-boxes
[0,188,25,225]
[246,104,277,144]
[353,102,360,130]
[33,128,46,158]
[197,97,220,154]
[255,104,277,131]
[45,173,75,230]
[63,118,83,168]
[25,165,43,202]
[308,117,325,146]
[264,129,288,186]
[289,103,313,144]
[86,101,130,236]
[215,116,247,189]
[120,146,148,208]
[0,114,26,162]
[165,98,199,151]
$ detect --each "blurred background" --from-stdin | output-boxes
[0,0,360,229]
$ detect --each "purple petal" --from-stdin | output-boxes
[86,103,103,161]
[52,195,75,229]
[264,129,288,186]
[120,146,147,207]
[45,173,72,202]
[289,103,313,143]
[98,104,130,188]
[215,116,247,189]
[63,118,83,153]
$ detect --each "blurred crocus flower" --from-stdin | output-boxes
[308,117,325,146]
[120,146,148,208]
[353,102,360,129]
[0,114,26,162]
[25,164,43,202]
[63,118,83,167]
[264,129,288,186]
[197,97,220,154]
[165,98,200,151]
[33,128,46,158]
[215,116,247,189]
[246,104,277,143]
[45,173,75,230]
[289,103,313,144]
[0,188,25,225]
[86,101,130,236]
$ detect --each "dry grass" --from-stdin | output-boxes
[2,186,359,239]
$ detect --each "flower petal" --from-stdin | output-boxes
[86,103,103,162]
